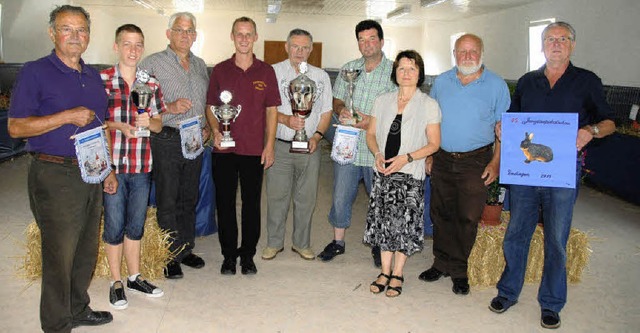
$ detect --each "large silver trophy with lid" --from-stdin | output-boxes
[130,70,153,137]
[340,68,362,125]
[287,62,317,154]
[210,91,242,148]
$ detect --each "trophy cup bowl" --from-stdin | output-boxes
[211,91,242,148]
[340,68,362,125]
[288,66,317,154]
[131,89,152,137]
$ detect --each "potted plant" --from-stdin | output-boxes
[481,178,504,226]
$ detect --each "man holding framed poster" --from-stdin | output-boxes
[488,22,615,329]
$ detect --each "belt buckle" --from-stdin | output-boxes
[451,152,462,158]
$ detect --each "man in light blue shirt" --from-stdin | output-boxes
[419,33,510,295]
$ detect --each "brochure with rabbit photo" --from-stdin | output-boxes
[500,113,578,188]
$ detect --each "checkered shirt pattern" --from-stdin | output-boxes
[333,55,396,167]
[101,65,166,174]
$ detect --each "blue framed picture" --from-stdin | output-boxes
[500,113,578,188]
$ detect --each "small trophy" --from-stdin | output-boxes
[340,68,362,125]
[288,62,317,154]
[130,70,153,137]
[210,90,242,148]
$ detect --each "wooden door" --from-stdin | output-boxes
[264,41,322,68]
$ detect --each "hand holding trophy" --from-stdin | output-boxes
[130,70,153,137]
[288,62,317,153]
[340,68,362,125]
[210,90,242,148]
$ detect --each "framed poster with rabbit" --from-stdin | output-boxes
[500,113,578,188]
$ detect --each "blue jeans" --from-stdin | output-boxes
[103,173,151,244]
[328,162,373,229]
[497,160,581,313]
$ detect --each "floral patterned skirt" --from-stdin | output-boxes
[363,172,424,256]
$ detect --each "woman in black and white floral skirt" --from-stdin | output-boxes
[364,50,441,297]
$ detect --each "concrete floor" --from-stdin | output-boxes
[1,147,639,333]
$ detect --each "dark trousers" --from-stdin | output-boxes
[213,153,263,260]
[430,149,491,278]
[28,157,102,333]
[151,128,202,262]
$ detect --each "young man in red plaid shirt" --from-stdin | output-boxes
[101,24,166,310]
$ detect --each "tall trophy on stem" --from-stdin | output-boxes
[210,90,242,148]
[340,68,362,125]
[130,70,153,137]
[287,62,317,153]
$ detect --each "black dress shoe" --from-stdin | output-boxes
[164,261,184,279]
[418,267,449,282]
[72,311,113,328]
[452,278,470,295]
[240,257,257,275]
[371,246,382,268]
[181,253,205,268]
[220,257,237,275]
[541,309,561,329]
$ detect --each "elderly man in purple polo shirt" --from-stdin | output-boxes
[8,5,116,332]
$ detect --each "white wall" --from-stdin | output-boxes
[1,0,637,87]
[422,0,640,86]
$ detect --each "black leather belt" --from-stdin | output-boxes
[277,138,292,144]
[30,152,78,165]
[441,144,492,159]
[162,126,179,134]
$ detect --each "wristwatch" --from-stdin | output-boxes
[406,153,414,163]
[591,124,600,136]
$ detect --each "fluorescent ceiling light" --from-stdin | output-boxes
[267,0,282,14]
[266,14,278,23]
[421,0,448,8]
[387,5,411,19]
[133,0,154,10]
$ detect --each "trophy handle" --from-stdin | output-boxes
[233,105,242,122]
[210,105,221,122]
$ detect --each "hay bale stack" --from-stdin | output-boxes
[18,207,173,281]
[469,211,591,287]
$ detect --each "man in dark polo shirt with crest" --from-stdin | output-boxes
[206,16,281,276]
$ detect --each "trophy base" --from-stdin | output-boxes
[133,129,150,137]
[220,140,236,148]
[290,141,309,154]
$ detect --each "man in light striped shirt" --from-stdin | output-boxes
[139,12,210,279]
[262,29,333,261]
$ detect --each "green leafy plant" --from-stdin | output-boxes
[486,178,503,205]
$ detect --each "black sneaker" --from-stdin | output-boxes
[181,253,205,268]
[127,276,164,297]
[371,246,382,268]
[221,257,237,275]
[240,257,257,275]
[109,281,128,310]
[164,261,183,279]
[541,309,561,329]
[489,296,517,314]
[317,241,345,262]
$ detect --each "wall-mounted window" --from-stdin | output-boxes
[383,38,395,60]
[191,29,203,57]
[529,18,555,71]
[450,32,465,66]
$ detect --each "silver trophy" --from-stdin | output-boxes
[130,70,153,137]
[287,62,317,153]
[210,91,242,148]
[340,68,362,125]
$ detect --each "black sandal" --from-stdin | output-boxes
[370,273,391,294]
[386,275,404,297]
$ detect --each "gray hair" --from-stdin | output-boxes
[168,12,197,29]
[542,21,576,43]
[49,5,91,31]
[287,28,313,43]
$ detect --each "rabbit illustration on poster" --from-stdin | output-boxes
[520,132,553,163]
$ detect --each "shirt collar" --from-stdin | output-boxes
[164,45,194,65]
[47,49,88,74]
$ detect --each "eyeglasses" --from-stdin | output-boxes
[56,26,89,37]
[544,36,573,44]
[171,28,196,36]
[289,45,311,52]
[455,50,480,57]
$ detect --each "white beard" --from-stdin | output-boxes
[457,62,483,75]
